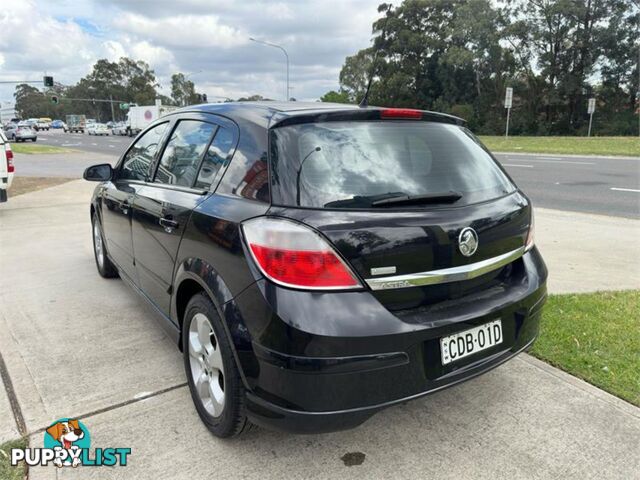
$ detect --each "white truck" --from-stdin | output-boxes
[126,101,177,136]
[0,130,15,203]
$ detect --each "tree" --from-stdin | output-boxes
[170,73,198,106]
[319,90,352,103]
[14,84,47,119]
[332,0,638,135]
[16,57,162,121]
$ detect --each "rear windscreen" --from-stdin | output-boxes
[269,121,516,208]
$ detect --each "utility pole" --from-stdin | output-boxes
[249,37,290,101]
[504,87,513,138]
[109,94,115,122]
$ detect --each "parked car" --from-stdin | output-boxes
[51,120,65,129]
[87,123,110,136]
[0,130,14,203]
[8,123,37,142]
[84,102,547,438]
[111,122,128,135]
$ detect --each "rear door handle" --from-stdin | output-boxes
[159,217,179,232]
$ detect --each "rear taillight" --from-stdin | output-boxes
[242,217,362,290]
[525,212,534,252]
[5,144,14,173]
[380,108,422,119]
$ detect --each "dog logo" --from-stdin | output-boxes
[44,418,90,468]
[11,417,130,468]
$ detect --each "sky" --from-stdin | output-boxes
[0,0,397,105]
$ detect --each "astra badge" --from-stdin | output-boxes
[458,227,479,257]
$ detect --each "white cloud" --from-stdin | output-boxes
[0,0,399,103]
[112,13,247,49]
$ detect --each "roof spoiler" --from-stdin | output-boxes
[269,107,466,129]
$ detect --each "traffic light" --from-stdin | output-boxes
[51,96,59,105]
[202,94,208,103]
[43,76,54,87]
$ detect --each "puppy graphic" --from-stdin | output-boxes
[46,419,84,467]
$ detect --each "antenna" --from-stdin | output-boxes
[359,4,393,108]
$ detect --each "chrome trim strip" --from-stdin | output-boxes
[365,247,525,291]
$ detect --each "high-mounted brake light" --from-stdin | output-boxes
[5,144,14,173]
[380,108,422,120]
[242,217,362,290]
[525,212,535,252]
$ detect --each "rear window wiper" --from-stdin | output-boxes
[371,191,462,207]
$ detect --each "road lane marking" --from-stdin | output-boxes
[508,158,594,165]
[503,164,533,168]
[533,159,594,165]
[611,187,640,193]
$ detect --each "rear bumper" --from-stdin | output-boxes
[246,335,538,434]
[230,248,547,433]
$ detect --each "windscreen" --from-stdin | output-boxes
[270,121,516,208]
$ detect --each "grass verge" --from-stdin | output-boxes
[8,177,75,197]
[479,136,640,157]
[531,290,640,406]
[0,438,28,480]
[10,143,75,154]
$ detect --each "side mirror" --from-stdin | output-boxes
[83,163,113,182]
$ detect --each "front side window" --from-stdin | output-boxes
[194,126,235,190]
[154,120,217,187]
[270,121,516,208]
[120,123,168,181]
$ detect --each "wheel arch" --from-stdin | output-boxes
[172,259,255,391]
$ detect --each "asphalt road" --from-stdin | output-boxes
[25,129,640,219]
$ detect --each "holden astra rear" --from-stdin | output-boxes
[86,102,547,437]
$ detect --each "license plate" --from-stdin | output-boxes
[440,319,503,365]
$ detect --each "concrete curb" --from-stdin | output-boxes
[520,354,639,418]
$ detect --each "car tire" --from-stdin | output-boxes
[182,293,251,438]
[92,213,118,278]
[32,138,36,142]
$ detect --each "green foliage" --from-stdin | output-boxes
[479,136,640,156]
[14,57,161,122]
[531,291,640,406]
[0,438,28,480]
[319,90,352,103]
[171,73,204,106]
[324,0,639,135]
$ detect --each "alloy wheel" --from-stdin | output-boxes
[93,220,104,268]
[188,313,225,417]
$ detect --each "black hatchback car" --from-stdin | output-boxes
[84,102,547,437]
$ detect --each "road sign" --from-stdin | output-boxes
[504,87,513,109]
[119,103,129,110]
[587,98,596,137]
[43,76,54,87]
[50,95,59,105]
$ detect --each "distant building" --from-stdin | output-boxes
[0,102,18,123]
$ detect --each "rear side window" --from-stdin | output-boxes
[154,120,217,187]
[270,121,515,208]
[194,127,234,190]
[120,123,168,181]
